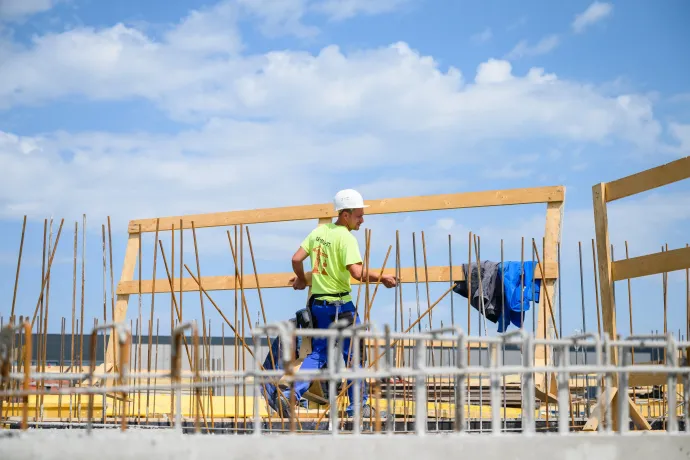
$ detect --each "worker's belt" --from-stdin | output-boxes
[310,292,349,306]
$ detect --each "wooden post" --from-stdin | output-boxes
[584,182,651,431]
[103,234,140,375]
[592,183,618,379]
[534,200,564,404]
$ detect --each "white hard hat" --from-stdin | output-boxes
[334,189,369,212]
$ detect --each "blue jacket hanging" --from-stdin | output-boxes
[496,261,540,332]
[452,261,541,332]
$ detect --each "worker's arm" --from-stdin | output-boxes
[347,263,397,288]
[291,247,309,290]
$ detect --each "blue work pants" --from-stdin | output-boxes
[264,299,368,411]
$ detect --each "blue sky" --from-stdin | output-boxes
[0,0,688,342]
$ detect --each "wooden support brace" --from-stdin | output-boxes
[613,246,690,281]
[103,234,140,375]
[581,387,652,431]
[605,155,690,202]
[117,263,559,295]
[534,201,563,401]
[128,187,565,233]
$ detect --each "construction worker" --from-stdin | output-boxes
[272,189,397,418]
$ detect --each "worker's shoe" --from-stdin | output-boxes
[269,393,294,418]
[346,404,387,419]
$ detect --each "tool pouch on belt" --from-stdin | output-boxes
[330,311,367,365]
[295,308,314,329]
[330,310,355,330]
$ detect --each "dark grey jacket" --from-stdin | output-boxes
[452,261,503,323]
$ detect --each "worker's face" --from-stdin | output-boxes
[344,208,364,231]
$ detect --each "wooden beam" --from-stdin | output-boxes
[628,371,673,387]
[127,186,565,233]
[534,201,563,397]
[117,262,559,295]
[612,246,690,281]
[103,233,140,374]
[605,155,690,203]
[536,201,563,345]
[582,387,617,431]
[592,183,618,379]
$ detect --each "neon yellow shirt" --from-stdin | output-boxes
[300,223,362,302]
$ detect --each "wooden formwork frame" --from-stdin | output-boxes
[103,185,565,403]
[586,155,690,431]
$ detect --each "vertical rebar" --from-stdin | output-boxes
[666,334,678,432]
[153,318,159,422]
[490,342,501,435]
[467,232,472,424]
[618,344,629,434]
[101,224,109,421]
[420,231,439,431]
[222,322,226,420]
[449,234,454,328]
[557,342,569,434]
[591,239,602,337]
[69,220,77,423]
[624,241,637,406]
[35,218,47,422]
[500,238,506,432]
[412,232,422,332]
[522,334,535,434]
[145,219,160,422]
[384,324,393,434]
[79,214,86,421]
[234,226,239,433]
[578,241,590,416]
[456,329,466,432]
[414,338,427,436]
[9,215,26,322]
[59,316,65,421]
[241,224,247,426]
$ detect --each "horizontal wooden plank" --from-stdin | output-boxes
[628,371,670,387]
[612,246,690,281]
[128,186,565,233]
[117,262,559,295]
[605,155,690,202]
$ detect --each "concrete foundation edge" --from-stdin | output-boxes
[1,430,689,460]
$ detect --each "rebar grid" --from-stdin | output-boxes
[1,319,689,436]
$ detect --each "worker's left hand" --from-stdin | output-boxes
[289,276,307,290]
[381,274,397,288]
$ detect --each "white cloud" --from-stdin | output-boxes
[166,0,243,54]
[238,0,318,38]
[234,0,411,37]
[507,16,528,32]
[668,122,690,154]
[355,178,465,200]
[0,0,679,230]
[482,165,534,180]
[572,2,613,34]
[435,218,454,231]
[312,0,412,21]
[427,190,690,264]
[668,92,690,104]
[506,34,560,59]
[471,27,492,44]
[0,21,665,151]
[481,153,539,179]
[0,120,379,226]
[0,0,58,21]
